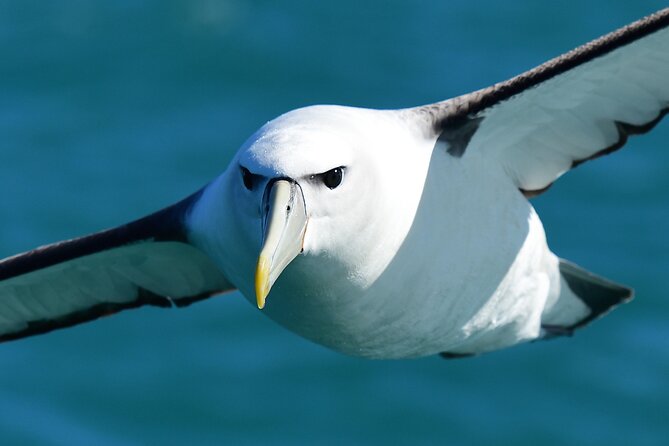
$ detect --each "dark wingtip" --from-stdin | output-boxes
[439,351,476,360]
[559,259,633,331]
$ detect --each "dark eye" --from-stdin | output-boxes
[240,166,254,190]
[322,167,343,189]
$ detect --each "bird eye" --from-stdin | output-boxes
[322,167,343,189]
[240,166,254,190]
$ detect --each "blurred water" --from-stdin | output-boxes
[0,1,668,445]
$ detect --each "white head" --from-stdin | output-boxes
[188,105,434,318]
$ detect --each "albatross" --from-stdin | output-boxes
[0,9,667,359]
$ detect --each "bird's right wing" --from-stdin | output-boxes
[0,191,234,342]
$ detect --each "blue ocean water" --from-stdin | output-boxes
[1,1,668,444]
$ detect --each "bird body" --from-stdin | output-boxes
[187,105,578,358]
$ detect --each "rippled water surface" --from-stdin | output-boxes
[1,1,668,445]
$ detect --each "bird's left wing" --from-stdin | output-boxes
[416,8,669,196]
[0,191,234,342]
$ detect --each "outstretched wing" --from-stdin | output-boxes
[418,8,669,196]
[0,191,234,342]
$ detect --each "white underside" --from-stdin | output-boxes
[189,121,586,358]
[257,150,563,358]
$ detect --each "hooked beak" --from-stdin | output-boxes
[255,179,308,309]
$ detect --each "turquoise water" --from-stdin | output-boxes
[1,1,668,444]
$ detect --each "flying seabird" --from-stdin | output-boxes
[0,9,668,359]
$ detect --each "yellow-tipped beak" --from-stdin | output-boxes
[254,179,308,309]
[255,255,270,309]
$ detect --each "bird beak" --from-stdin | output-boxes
[255,179,308,309]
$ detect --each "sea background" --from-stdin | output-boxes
[0,1,668,445]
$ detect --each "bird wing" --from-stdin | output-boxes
[419,8,669,196]
[0,191,234,342]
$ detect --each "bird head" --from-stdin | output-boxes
[189,105,434,311]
